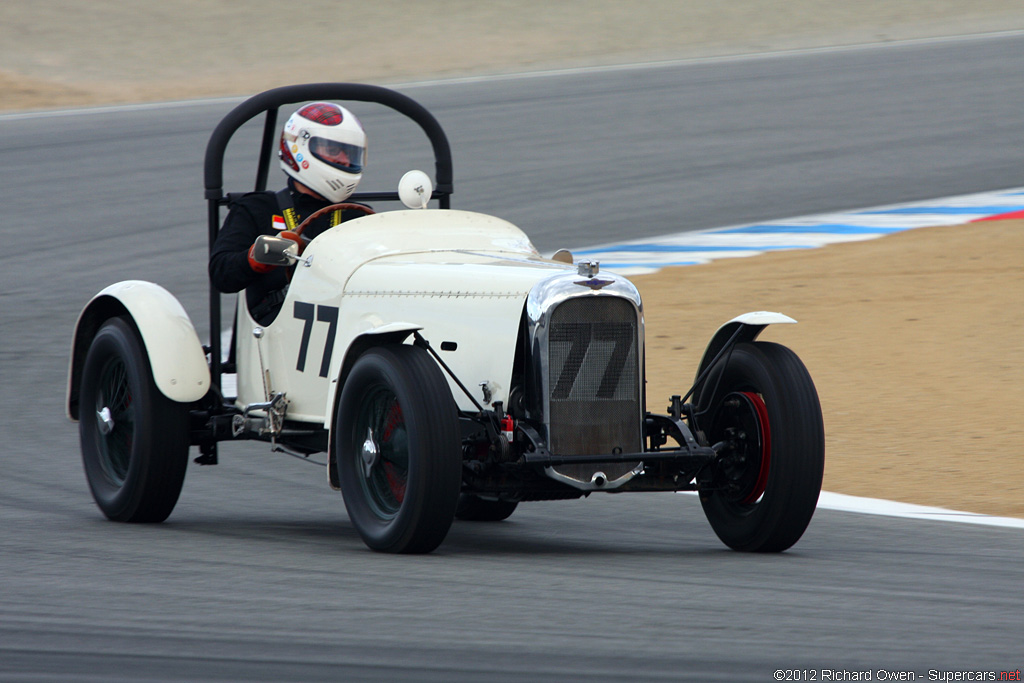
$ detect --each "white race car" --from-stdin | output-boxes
[67,83,824,554]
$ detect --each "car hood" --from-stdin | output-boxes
[295,208,578,297]
[344,250,571,298]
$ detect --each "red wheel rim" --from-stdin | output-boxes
[382,402,406,503]
[740,391,771,504]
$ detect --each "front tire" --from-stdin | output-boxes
[335,345,462,553]
[79,317,190,523]
[696,341,824,552]
[455,494,518,522]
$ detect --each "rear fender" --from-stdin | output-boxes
[67,281,210,420]
[693,311,797,394]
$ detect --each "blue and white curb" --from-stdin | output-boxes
[574,186,1024,275]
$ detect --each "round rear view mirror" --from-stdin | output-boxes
[398,170,433,209]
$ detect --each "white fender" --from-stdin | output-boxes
[695,311,797,385]
[322,321,424,429]
[67,281,210,419]
[723,311,797,328]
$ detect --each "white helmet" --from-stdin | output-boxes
[278,102,367,202]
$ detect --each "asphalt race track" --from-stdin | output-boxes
[2,33,1023,680]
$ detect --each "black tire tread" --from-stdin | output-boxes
[698,341,824,552]
[455,494,518,522]
[79,317,190,523]
[336,344,461,553]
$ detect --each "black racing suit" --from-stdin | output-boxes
[208,181,353,324]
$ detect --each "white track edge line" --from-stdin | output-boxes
[676,491,1024,529]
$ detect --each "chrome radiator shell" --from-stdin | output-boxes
[523,271,645,485]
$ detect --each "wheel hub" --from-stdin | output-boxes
[96,406,115,435]
[361,427,380,479]
[710,391,770,504]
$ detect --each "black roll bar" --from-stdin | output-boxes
[202,83,454,391]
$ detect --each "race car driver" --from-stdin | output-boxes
[209,101,367,324]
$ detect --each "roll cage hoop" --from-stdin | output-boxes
[201,82,454,390]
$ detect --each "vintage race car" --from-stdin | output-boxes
[67,83,825,554]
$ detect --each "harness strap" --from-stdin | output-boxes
[275,189,300,231]
[250,288,288,324]
[275,189,345,231]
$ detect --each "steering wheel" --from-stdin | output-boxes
[294,202,375,237]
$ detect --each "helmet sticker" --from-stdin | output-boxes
[279,137,299,172]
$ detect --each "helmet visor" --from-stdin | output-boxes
[309,137,364,174]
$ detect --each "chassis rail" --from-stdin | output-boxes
[515,413,717,467]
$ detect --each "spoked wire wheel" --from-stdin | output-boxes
[697,341,824,552]
[335,344,461,553]
[708,391,771,507]
[94,355,135,486]
[353,388,410,520]
[79,317,190,523]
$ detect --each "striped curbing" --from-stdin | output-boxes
[572,187,1024,275]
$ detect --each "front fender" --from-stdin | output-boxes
[67,281,210,420]
[694,311,797,389]
[322,322,422,429]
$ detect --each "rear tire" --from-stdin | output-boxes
[455,494,518,522]
[697,341,824,552]
[79,317,190,523]
[335,345,462,553]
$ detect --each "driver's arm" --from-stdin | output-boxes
[209,208,260,293]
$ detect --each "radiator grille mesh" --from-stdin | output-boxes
[547,297,641,459]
